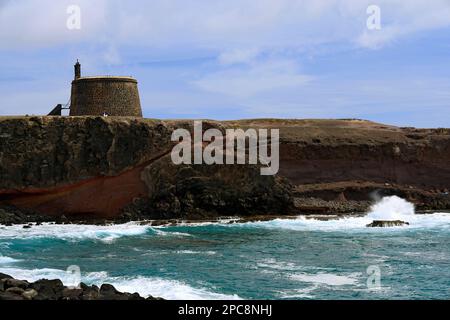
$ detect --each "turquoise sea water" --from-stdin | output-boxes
[1,198,450,300]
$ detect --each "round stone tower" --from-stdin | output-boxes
[69,61,143,117]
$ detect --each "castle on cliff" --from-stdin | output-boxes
[49,61,143,117]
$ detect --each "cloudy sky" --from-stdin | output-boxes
[0,0,449,127]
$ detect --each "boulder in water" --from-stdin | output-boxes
[366,220,409,228]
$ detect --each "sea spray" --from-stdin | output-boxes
[0,266,240,300]
[2,210,450,299]
[0,256,20,265]
[0,222,153,242]
[367,196,415,221]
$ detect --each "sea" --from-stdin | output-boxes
[1,196,449,300]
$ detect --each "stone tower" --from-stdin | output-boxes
[69,61,143,117]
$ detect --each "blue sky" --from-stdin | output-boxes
[0,0,450,127]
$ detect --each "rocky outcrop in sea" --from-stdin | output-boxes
[366,220,410,227]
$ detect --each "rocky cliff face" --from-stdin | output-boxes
[0,116,449,222]
[228,119,450,213]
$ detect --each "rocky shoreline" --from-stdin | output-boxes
[0,273,161,300]
[2,206,448,227]
[0,205,330,226]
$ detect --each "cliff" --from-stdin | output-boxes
[0,116,449,222]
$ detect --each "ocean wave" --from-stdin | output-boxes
[257,258,304,272]
[256,258,333,273]
[0,267,70,282]
[277,286,317,299]
[289,272,361,286]
[0,197,448,240]
[172,218,240,227]
[104,276,240,300]
[212,197,450,232]
[1,212,449,241]
[367,196,415,221]
[230,212,450,232]
[0,256,20,265]
[154,229,193,237]
[175,250,216,255]
[0,222,152,242]
[0,266,240,300]
[278,272,363,299]
[0,242,12,249]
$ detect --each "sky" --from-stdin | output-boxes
[0,0,450,128]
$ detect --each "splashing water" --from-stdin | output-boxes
[1,202,450,299]
[367,196,415,221]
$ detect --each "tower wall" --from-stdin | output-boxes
[70,76,143,117]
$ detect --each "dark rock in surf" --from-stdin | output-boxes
[0,273,161,300]
[366,220,410,227]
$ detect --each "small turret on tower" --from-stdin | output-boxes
[74,60,81,80]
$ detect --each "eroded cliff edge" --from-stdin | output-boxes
[0,116,449,223]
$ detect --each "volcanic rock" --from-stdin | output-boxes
[0,117,449,221]
[366,220,410,227]
[0,273,160,300]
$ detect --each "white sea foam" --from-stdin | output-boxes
[103,276,240,300]
[0,197,447,242]
[257,258,300,272]
[242,213,450,232]
[175,250,216,255]
[0,222,152,242]
[278,272,363,299]
[0,266,240,300]
[171,217,240,227]
[256,258,334,273]
[154,229,192,237]
[234,197,450,232]
[277,286,318,299]
[0,242,12,249]
[154,200,450,232]
[0,256,20,265]
[289,272,361,286]
[0,267,70,282]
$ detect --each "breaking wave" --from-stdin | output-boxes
[0,197,448,240]
[367,196,415,221]
[289,272,360,286]
[0,222,153,242]
[231,196,450,231]
[0,266,240,300]
[0,255,20,265]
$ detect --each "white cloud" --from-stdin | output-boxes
[103,44,121,65]
[356,0,450,49]
[192,58,312,98]
[1,0,450,52]
[218,48,260,65]
[0,0,109,49]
